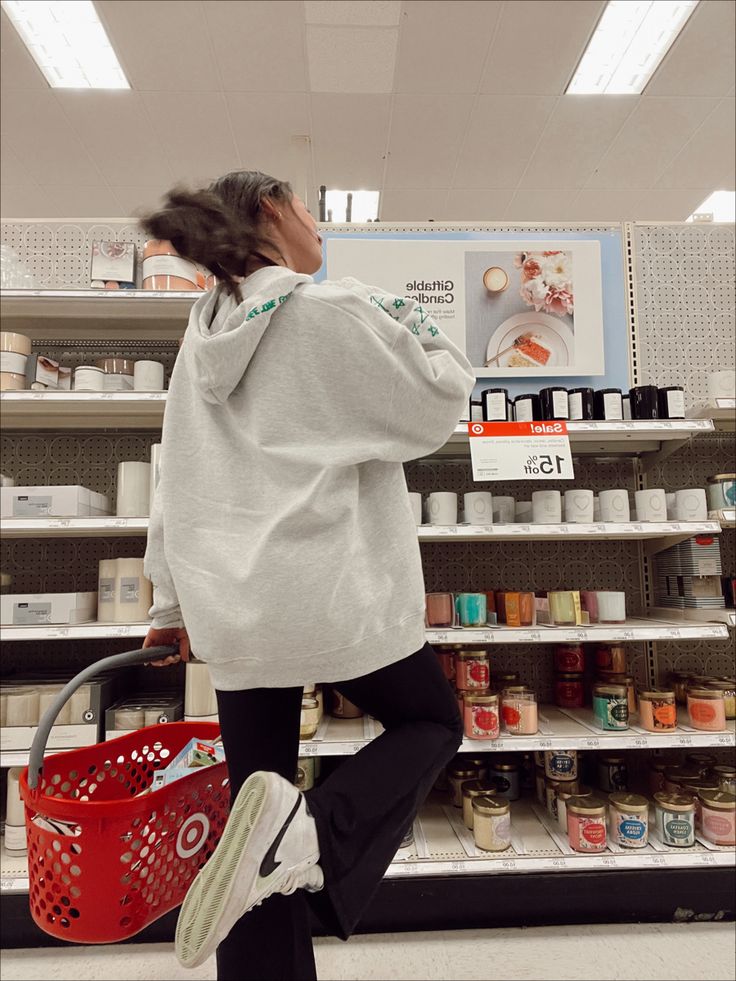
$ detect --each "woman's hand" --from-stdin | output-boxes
[143,626,191,667]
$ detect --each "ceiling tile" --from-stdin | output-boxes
[384,95,473,188]
[96,0,220,91]
[480,0,605,94]
[305,1,401,25]
[587,96,721,190]
[0,9,47,90]
[55,91,175,186]
[443,188,514,221]
[109,186,167,217]
[306,26,398,93]
[310,94,391,186]
[505,188,580,221]
[633,188,716,221]
[394,1,502,94]
[453,95,557,188]
[205,1,307,91]
[378,188,449,221]
[0,91,107,186]
[647,0,736,97]
[565,189,645,221]
[226,91,309,182]
[519,96,637,189]
[0,185,57,219]
[140,91,240,186]
[0,143,34,186]
[656,99,736,189]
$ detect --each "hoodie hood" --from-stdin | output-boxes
[183,266,313,404]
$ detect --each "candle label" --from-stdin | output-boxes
[515,399,534,422]
[690,701,717,724]
[99,578,116,604]
[665,390,685,418]
[12,495,52,516]
[568,392,583,419]
[704,814,731,838]
[13,602,52,625]
[120,577,141,602]
[652,699,677,728]
[603,392,623,419]
[546,753,576,776]
[470,705,499,738]
[664,817,694,844]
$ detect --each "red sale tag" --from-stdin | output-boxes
[467,421,574,482]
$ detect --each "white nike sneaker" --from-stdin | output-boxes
[175,770,323,969]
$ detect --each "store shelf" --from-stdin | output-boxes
[0,289,196,340]
[648,607,736,627]
[1,517,149,538]
[0,839,29,895]
[689,401,736,431]
[0,392,166,430]
[1,517,721,545]
[439,419,715,458]
[420,521,720,552]
[710,508,736,529]
[0,622,149,641]
[385,799,734,879]
[425,617,729,645]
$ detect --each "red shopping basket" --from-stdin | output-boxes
[19,646,230,944]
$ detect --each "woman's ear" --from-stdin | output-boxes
[259,197,282,222]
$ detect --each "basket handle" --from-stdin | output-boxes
[26,645,178,790]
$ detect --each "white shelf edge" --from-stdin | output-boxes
[1,517,149,538]
[0,392,167,403]
[648,607,736,627]
[0,622,150,641]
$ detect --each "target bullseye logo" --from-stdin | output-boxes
[176,812,210,859]
[471,423,485,435]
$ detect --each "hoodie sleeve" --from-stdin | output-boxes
[144,492,185,630]
[291,279,475,464]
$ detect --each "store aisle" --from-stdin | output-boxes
[1,922,734,981]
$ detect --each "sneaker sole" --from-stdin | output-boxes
[175,771,284,969]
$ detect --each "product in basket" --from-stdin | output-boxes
[151,737,225,790]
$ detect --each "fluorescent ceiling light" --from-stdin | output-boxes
[325,190,380,223]
[1,0,129,89]
[566,0,698,95]
[687,190,736,223]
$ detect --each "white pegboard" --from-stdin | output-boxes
[632,222,736,407]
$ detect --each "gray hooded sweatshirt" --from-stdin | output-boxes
[144,267,475,690]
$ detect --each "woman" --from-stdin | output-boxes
[141,171,475,980]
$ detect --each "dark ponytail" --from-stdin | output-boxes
[140,171,293,301]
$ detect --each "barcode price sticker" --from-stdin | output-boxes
[468,422,574,482]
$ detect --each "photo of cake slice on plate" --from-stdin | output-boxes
[485,314,574,370]
[512,332,552,366]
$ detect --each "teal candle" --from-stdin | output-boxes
[592,684,629,730]
[455,593,487,627]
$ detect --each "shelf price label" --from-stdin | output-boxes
[468,422,574,482]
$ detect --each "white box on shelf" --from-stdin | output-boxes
[1,591,97,625]
[1,485,110,518]
[0,723,96,752]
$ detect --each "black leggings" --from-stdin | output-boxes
[213,642,462,981]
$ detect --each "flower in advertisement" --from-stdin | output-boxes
[516,249,574,318]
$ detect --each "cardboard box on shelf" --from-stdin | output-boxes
[1,591,97,625]
[1,485,110,518]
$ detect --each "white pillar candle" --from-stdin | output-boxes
[98,558,119,623]
[69,684,92,724]
[116,462,151,517]
[149,443,162,514]
[133,360,165,392]
[114,707,145,730]
[185,661,218,718]
[5,687,40,726]
[112,557,152,623]
[38,685,72,726]
[5,768,27,852]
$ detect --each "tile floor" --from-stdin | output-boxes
[1,922,735,981]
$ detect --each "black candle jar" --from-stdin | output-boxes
[568,387,594,420]
[594,388,624,420]
[629,385,659,419]
[540,387,569,420]
[514,393,541,422]
[482,388,510,421]
[658,386,685,419]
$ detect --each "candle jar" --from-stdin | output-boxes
[554,644,585,673]
[711,765,736,796]
[142,239,203,291]
[435,647,456,683]
[501,687,538,735]
[704,679,736,720]
[328,689,363,719]
[544,750,578,782]
[503,591,521,627]
[698,791,736,846]
[96,357,135,392]
[425,592,455,627]
[638,688,677,733]
[658,385,686,419]
[598,672,637,714]
[595,644,627,673]
[462,780,498,829]
[567,796,607,853]
[448,765,484,807]
[629,385,660,420]
[514,393,541,422]
[535,766,547,806]
[687,687,727,731]
[648,757,678,797]
[456,650,491,691]
[548,591,581,626]
[654,793,696,847]
[597,754,628,792]
[546,778,578,820]
[494,671,521,689]
[556,784,591,830]
[592,683,629,730]
[300,697,321,739]
[455,593,487,627]
[486,761,520,801]
[481,388,510,422]
[472,796,511,852]
[554,673,585,708]
[670,671,691,706]
[540,387,569,420]
[568,387,594,421]
[594,388,624,421]
[609,793,649,848]
[518,592,535,626]
[463,692,500,740]
[664,766,702,795]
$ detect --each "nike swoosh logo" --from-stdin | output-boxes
[259,796,302,879]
